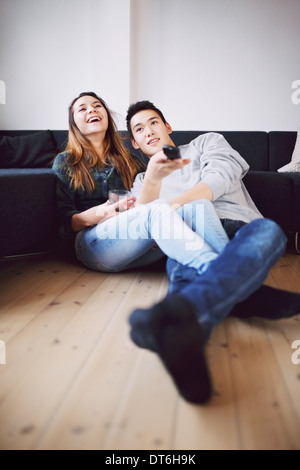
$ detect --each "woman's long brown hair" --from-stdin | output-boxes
[64,92,142,193]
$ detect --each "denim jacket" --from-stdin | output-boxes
[52,152,127,241]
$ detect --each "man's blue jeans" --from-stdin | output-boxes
[166,218,287,340]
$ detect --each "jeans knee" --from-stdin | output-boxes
[76,251,122,273]
[198,198,213,208]
[177,199,213,224]
[256,218,287,246]
[148,200,173,226]
[235,218,287,261]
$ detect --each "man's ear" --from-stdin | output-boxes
[131,138,140,150]
[166,122,172,134]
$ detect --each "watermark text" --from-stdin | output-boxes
[291,339,300,365]
[291,80,300,105]
[95,202,205,251]
[0,340,6,365]
[0,80,6,104]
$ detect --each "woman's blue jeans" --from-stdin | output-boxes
[75,199,229,273]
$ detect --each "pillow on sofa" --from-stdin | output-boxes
[277,127,300,172]
[0,130,58,168]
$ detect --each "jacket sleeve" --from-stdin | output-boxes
[130,172,145,199]
[193,133,250,201]
[52,153,80,240]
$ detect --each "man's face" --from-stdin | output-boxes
[130,110,173,157]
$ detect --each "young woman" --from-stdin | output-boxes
[52,92,140,235]
[53,91,157,268]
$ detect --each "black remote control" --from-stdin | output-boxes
[163,145,182,160]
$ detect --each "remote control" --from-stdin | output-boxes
[163,145,182,160]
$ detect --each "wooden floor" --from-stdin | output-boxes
[0,246,300,450]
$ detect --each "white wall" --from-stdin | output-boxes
[0,0,299,131]
[0,0,131,130]
[130,0,300,131]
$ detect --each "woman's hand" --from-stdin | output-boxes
[108,196,136,214]
[96,196,136,220]
[71,197,136,232]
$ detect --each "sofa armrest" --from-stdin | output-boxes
[243,171,294,232]
[0,168,59,257]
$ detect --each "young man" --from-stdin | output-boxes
[126,101,300,404]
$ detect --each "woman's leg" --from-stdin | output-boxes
[75,222,158,272]
[75,200,219,273]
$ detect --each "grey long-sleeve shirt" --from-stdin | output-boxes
[130,132,263,223]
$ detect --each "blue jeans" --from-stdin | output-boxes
[166,218,247,293]
[166,218,287,340]
[75,199,229,273]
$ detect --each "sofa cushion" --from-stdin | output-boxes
[51,130,68,153]
[268,131,297,171]
[243,171,293,232]
[0,130,57,168]
[291,173,300,230]
[277,128,300,173]
[120,130,269,171]
[170,131,269,170]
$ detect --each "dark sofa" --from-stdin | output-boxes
[0,129,299,258]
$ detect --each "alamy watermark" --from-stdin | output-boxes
[291,80,300,105]
[291,340,300,365]
[0,340,6,365]
[0,80,6,104]
[95,202,205,251]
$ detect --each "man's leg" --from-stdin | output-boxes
[166,215,239,294]
[176,199,229,255]
[132,218,287,339]
[167,258,300,320]
[167,218,300,321]
[129,219,287,403]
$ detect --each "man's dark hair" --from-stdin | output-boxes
[126,100,167,139]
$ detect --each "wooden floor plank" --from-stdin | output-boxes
[0,272,138,449]
[0,251,300,450]
[263,316,300,427]
[102,351,178,451]
[272,252,300,288]
[0,258,84,316]
[34,272,168,450]
[226,316,300,450]
[284,253,300,277]
[173,321,240,450]
[0,263,86,345]
[0,270,109,400]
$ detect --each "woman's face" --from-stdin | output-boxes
[72,95,109,137]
